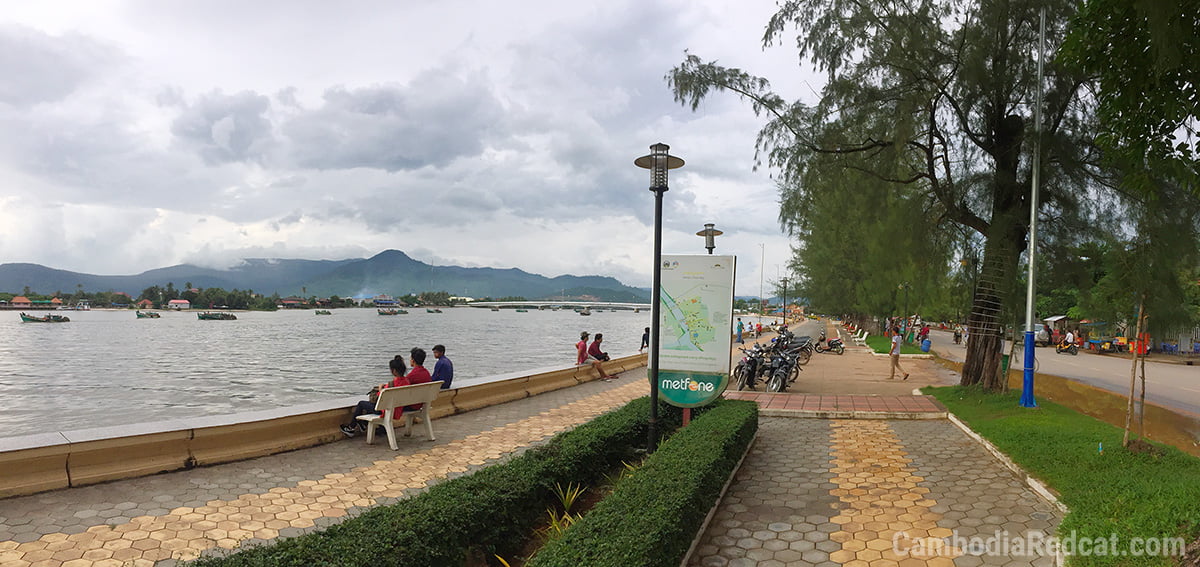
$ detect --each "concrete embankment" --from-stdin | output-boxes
[0,353,647,499]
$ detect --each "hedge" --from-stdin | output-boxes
[189,396,682,567]
[526,398,759,567]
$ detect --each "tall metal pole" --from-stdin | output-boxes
[649,185,666,446]
[781,277,788,327]
[1020,9,1045,408]
[759,244,765,316]
[636,143,683,451]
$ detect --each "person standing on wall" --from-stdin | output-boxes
[431,344,453,389]
[889,326,909,381]
[736,318,745,344]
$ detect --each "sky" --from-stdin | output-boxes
[0,0,823,295]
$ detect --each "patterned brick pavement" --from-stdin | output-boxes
[0,376,649,567]
[689,417,1061,567]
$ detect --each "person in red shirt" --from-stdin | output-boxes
[341,355,409,437]
[403,347,433,412]
[576,331,591,365]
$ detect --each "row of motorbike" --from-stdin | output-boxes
[732,329,845,392]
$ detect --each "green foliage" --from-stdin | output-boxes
[526,399,758,567]
[187,397,682,567]
[1060,0,1200,192]
[864,335,925,355]
[926,386,1200,567]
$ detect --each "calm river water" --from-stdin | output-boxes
[0,307,652,439]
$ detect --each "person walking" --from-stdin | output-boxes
[736,318,745,344]
[639,327,650,353]
[431,344,453,389]
[889,326,909,380]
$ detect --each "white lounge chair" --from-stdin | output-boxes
[356,381,442,450]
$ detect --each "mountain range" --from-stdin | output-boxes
[0,250,651,302]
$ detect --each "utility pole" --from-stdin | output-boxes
[759,244,765,315]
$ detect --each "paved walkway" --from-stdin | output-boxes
[0,320,1062,567]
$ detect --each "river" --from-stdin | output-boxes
[0,307,653,439]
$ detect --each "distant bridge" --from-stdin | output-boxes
[467,301,651,311]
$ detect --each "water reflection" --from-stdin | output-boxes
[0,307,649,438]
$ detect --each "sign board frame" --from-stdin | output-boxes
[652,254,736,408]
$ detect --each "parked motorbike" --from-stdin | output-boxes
[734,345,766,390]
[1055,342,1078,355]
[814,332,845,355]
[766,349,803,393]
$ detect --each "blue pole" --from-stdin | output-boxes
[1020,330,1037,407]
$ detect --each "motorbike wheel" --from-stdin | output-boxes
[1071,346,1078,356]
[797,349,813,366]
[834,344,845,355]
[814,344,824,353]
[768,369,787,391]
[767,371,785,393]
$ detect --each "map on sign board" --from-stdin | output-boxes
[654,254,735,408]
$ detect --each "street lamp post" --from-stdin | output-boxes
[635,143,684,452]
[696,223,722,255]
[780,276,789,326]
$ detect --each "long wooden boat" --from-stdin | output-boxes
[314,310,332,315]
[135,311,161,319]
[197,312,237,320]
[426,308,443,314]
[20,312,70,323]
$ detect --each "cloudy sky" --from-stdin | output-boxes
[0,0,822,294]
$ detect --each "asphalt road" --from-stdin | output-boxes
[926,328,1200,417]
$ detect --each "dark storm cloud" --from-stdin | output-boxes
[170,90,274,165]
[283,72,505,172]
[0,24,118,108]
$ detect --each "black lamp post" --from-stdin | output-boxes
[695,223,722,254]
[635,142,684,452]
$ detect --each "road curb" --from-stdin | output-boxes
[759,409,947,420]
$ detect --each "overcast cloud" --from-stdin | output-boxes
[0,0,821,293]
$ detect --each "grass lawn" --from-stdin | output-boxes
[925,385,1200,567]
[864,335,926,355]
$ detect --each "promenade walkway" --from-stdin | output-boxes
[0,323,1062,567]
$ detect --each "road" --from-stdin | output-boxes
[926,328,1200,416]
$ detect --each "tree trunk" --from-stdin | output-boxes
[1123,299,1146,447]
[960,231,1021,391]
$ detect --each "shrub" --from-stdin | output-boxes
[526,399,758,567]
[189,396,682,567]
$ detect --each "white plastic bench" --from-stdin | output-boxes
[852,330,870,346]
[356,381,442,450]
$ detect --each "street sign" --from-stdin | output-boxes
[654,254,735,407]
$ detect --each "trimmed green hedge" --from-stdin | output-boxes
[189,397,682,567]
[527,398,759,567]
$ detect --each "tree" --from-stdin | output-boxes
[670,0,1102,390]
[1060,0,1200,192]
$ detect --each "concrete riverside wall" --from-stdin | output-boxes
[0,353,648,499]
[936,358,1200,457]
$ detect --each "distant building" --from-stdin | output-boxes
[167,299,191,310]
[279,297,304,308]
[372,294,398,306]
[11,296,31,308]
[136,299,154,308]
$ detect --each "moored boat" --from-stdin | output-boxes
[515,309,528,313]
[579,307,591,316]
[426,308,443,313]
[197,312,237,320]
[20,312,70,323]
[135,311,161,319]
[314,310,332,315]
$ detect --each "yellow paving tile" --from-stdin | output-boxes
[826,420,962,565]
